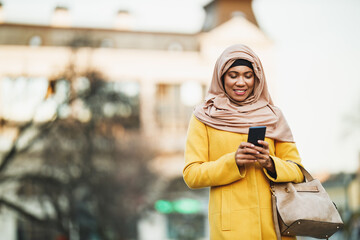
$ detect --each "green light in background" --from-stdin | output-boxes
[173,198,201,214]
[155,200,173,214]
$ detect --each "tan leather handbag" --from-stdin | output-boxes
[271,161,344,239]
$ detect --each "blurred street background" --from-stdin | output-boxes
[0,0,359,239]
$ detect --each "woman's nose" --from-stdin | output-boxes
[235,77,245,86]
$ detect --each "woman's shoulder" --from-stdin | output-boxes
[188,114,207,129]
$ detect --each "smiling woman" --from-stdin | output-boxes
[183,44,305,239]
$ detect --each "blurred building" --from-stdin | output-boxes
[0,0,275,239]
[320,163,360,239]
[298,159,360,240]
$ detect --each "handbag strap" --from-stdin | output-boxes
[269,160,314,188]
[272,193,282,240]
[285,160,314,182]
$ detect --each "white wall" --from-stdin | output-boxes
[0,209,16,240]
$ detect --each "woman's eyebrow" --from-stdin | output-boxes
[228,70,253,74]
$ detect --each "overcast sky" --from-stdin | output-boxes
[254,0,360,174]
[0,0,208,32]
[1,0,360,173]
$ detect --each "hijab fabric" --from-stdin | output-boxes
[193,44,294,142]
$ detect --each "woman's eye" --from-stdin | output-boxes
[245,74,253,79]
[229,74,237,79]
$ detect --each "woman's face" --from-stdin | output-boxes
[223,65,255,102]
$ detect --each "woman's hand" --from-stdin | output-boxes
[235,142,258,168]
[235,140,275,173]
[254,140,275,173]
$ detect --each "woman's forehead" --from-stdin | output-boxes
[227,65,254,72]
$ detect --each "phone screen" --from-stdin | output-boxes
[247,126,266,147]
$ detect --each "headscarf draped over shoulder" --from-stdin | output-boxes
[193,44,294,142]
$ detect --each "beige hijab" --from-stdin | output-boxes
[193,44,294,142]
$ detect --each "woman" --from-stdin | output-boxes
[183,44,304,240]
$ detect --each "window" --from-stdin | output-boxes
[29,36,42,47]
[155,83,205,131]
[100,39,114,48]
[168,42,183,52]
[104,81,140,129]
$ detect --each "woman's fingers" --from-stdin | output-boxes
[236,140,274,172]
[254,151,269,160]
[238,142,258,154]
[239,141,255,149]
[253,141,269,156]
[235,142,257,167]
[236,153,257,160]
[257,140,269,149]
[241,148,259,155]
[236,141,271,168]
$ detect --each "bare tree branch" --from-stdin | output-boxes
[0,121,33,172]
[0,119,56,173]
[0,197,56,228]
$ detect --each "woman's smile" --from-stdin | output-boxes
[234,89,247,95]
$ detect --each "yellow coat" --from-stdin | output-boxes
[183,115,304,240]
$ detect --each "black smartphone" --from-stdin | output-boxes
[247,126,266,147]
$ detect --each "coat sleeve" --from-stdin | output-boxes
[263,141,304,183]
[183,116,245,189]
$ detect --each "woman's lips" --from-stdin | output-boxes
[234,89,246,96]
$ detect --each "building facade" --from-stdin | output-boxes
[0,1,276,239]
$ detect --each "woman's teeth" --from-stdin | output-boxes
[234,89,246,96]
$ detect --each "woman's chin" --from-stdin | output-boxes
[229,95,247,102]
